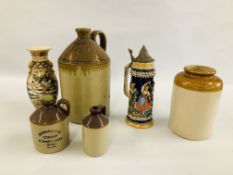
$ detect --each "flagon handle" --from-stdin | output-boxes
[124,63,132,98]
[91,30,107,51]
[57,99,70,115]
[99,105,106,115]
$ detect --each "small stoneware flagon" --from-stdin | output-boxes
[169,65,223,140]
[30,95,70,153]
[82,105,109,157]
[124,46,156,129]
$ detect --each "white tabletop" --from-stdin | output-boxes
[1,77,232,175]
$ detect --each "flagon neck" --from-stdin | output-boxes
[76,28,91,39]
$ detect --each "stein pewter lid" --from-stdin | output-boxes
[128,45,154,63]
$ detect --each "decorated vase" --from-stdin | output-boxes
[27,46,58,108]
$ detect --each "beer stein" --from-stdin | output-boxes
[124,46,156,128]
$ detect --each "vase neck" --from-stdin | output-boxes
[28,46,50,61]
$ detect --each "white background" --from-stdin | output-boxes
[0,0,233,175]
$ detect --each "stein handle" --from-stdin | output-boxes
[124,63,131,98]
[57,99,70,115]
[91,30,107,51]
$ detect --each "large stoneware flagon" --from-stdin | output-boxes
[58,28,110,124]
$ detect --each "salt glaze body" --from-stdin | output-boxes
[124,46,155,128]
[82,105,109,157]
[169,65,223,140]
[30,95,70,153]
[27,46,58,108]
[58,28,110,124]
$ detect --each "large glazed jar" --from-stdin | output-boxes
[30,95,70,153]
[82,105,109,157]
[27,46,58,108]
[58,28,110,124]
[168,65,223,140]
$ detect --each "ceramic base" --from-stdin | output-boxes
[125,117,153,129]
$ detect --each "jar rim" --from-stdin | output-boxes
[184,65,216,76]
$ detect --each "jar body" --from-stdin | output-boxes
[30,118,69,153]
[59,63,110,124]
[82,125,109,157]
[27,60,58,108]
[169,85,222,140]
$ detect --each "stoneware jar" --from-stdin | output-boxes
[30,95,70,153]
[169,65,223,140]
[58,28,110,124]
[124,46,155,129]
[82,105,109,157]
[27,46,58,108]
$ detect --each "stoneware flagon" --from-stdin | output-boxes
[58,28,110,124]
[30,95,70,153]
[82,105,109,157]
[124,46,156,128]
[168,65,223,140]
[27,46,58,108]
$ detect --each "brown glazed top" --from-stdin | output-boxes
[58,28,110,65]
[82,105,109,129]
[174,65,223,92]
[30,95,70,126]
